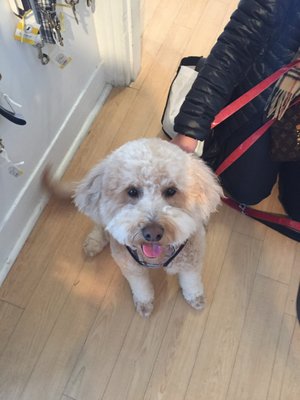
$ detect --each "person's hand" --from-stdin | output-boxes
[171,134,203,156]
[171,134,198,152]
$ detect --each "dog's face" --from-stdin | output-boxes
[74,138,222,264]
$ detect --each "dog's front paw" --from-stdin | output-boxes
[133,298,154,318]
[183,293,205,311]
[83,236,102,257]
[83,226,108,257]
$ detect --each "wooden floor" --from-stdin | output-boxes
[1,0,300,399]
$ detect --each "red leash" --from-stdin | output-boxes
[209,60,300,234]
[211,59,300,128]
[222,198,300,232]
[215,119,275,176]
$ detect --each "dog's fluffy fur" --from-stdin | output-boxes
[45,138,222,317]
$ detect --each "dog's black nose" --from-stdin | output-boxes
[142,223,164,242]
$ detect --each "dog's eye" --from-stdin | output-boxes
[127,187,140,198]
[164,187,177,197]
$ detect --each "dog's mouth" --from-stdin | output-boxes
[141,243,165,258]
[126,242,186,268]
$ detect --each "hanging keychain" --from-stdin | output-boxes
[11,1,51,66]
[36,42,50,65]
[65,0,79,25]
[0,139,24,177]
[33,1,64,46]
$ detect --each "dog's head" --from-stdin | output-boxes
[74,138,222,264]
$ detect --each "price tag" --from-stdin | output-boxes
[0,141,24,177]
[51,49,72,69]
[14,11,42,46]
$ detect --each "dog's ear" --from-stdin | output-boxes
[189,157,223,223]
[74,162,105,223]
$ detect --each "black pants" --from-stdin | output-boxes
[279,161,300,221]
[219,123,300,221]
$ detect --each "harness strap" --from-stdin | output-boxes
[126,241,187,268]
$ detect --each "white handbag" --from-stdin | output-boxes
[161,56,205,155]
[161,56,204,157]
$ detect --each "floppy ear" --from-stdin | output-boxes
[189,157,223,223]
[74,162,105,223]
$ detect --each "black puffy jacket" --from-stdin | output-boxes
[174,0,300,142]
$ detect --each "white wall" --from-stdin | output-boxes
[0,1,141,284]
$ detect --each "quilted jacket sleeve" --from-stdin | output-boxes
[174,0,279,141]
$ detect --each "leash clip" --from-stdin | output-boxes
[239,203,247,214]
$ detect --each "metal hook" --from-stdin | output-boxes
[36,43,50,65]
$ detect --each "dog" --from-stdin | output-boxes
[44,138,222,317]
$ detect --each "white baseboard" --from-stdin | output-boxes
[0,64,112,285]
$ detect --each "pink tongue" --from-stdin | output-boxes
[142,243,163,258]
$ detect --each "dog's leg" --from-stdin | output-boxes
[178,269,205,310]
[122,270,154,318]
[83,224,109,257]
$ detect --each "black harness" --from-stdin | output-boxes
[126,241,187,268]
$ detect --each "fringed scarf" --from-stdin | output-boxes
[266,50,300,120]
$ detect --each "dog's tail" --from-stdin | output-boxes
[42,167,76,201]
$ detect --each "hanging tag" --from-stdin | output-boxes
[0,141,24,177]
[8,163,25,178]
[59,12,65,33]
[50,48,72,69]
[14,11,42,46]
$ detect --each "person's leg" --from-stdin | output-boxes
[219,123,279,205]
[278,160,300,221]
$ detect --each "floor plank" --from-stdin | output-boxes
[0,203,76,308]
[184,0,231,57]
[131,0,186,89]
[285,244,300,317]
[257,228,297,284]
[184,232,262,400]
[279,322,300,400]
[0,212,89,400]
[174,0,209,30]
[0,1,299,400]
[225,275,288,400]
[0,300,23,357]
[20,248,116,400]
[101,272,179,400]
[267,314,296,400]
[64,268,135,400]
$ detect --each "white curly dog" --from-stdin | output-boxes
[46,138,222,317]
